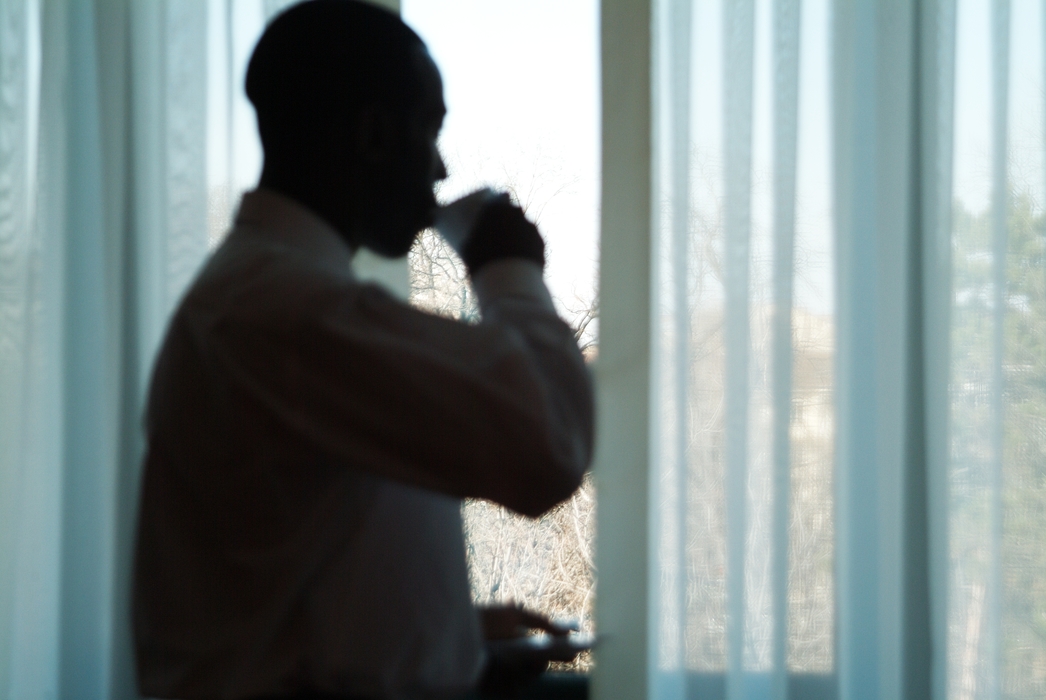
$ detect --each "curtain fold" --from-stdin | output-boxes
[721,4,755,696]
[919,2,957,698]
[985,3,1010,697]
[769,3,801,699]
[0,0,44,695]
[0,2,212,697]
[830,2,955,698]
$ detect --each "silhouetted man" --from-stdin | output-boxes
[132,1,594,699]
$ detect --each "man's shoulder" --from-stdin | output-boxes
[182,230,359,320]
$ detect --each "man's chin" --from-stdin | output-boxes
[360,229,421,259]
[420,207,438,230]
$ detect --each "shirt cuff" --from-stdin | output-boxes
[471,258,555,313]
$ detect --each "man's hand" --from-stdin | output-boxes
[479,603,574,641]
[459,200,546,275]
[477,604,580,698]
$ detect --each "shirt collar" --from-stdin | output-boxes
[234,188,355,270]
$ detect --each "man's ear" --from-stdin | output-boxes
[353,105,399,166]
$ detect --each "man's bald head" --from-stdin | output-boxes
[246,0,426,157]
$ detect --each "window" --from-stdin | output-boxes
[402,0,601,668]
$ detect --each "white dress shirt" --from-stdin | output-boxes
[132,189,594,699]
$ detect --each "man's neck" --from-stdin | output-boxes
[258,165,361,252]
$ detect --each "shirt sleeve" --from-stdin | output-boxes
[206,258,594,518]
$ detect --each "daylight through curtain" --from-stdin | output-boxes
[596,1,1046,699]
[0,1,239,697]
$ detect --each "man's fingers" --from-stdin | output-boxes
[478,603,576,639]
[512,609,573,636]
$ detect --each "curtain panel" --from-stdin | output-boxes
[0,1,210,697]
[595,1,1045,700]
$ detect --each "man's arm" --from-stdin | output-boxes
[467,257,595,513]
[209,255,593,517]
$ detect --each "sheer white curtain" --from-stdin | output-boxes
[596,0,1045,699]
[0,1,211,697]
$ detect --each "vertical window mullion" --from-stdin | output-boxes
[593,0,655,698]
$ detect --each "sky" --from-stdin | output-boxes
[401,0,601,313]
